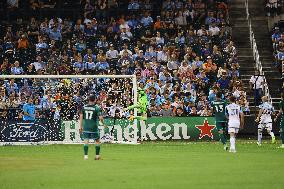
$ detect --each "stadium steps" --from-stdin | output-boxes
[230,10,257,115]
[230,0,282,115]
[229,0,272,115]
[248,1,282,101]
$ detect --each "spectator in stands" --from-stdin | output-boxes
[32,56,46,72]
[266,0,282,16]
[140,12,153,28]
[10,61,24,75]
[217,71,230,90]
[272,27,281,49]
[23,97,35,122]
[128,0,140,10]
[159,102,173,117]
[48,26,62,41]
[175,107,185,117]
[17,35,29,49]
[249,70,265,105]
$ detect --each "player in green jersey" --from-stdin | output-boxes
[274,93,284,148]
[211,91,228,150]
[127,89,148,121]
[79,95,105,160]
[125,89,148,142]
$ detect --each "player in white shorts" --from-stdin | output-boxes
[225,96,244,153]
[255,96,275,146]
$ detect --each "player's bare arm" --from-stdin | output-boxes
[255,108,263,123]
[79,113,83,134]
[240,112,244,129]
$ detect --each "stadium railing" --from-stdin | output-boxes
[245,0,272,104]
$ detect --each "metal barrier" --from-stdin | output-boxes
[245,0,272,103]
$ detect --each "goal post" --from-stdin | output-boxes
[0,74,139,145]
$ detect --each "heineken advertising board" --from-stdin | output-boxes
[61,117,219,142]
[0,117,219,143]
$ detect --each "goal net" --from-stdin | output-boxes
[0,75,139,145]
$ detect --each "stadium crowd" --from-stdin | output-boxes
[271,25,284,75]
[0,0,250,120]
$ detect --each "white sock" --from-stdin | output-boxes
[258,129,262,144]
[230,136,236,150]
[269,131,275,138]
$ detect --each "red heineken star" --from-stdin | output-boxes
[195,119,216,139]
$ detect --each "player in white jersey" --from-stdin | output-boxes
[255,96,275,146]
[225,96,244,153]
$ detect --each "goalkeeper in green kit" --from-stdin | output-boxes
[127,89,148,121]
[211,91,228,151]
[125,89,148,142]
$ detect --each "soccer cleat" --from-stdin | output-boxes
[95,155,101,160]
[272,136,276,144]
[224,144,228,151]
[257,142,262,146]
[84,155,88,160]
[229,149,237,153]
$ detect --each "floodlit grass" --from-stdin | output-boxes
[0,140,284,189]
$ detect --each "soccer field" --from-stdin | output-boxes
[0,141,283,189]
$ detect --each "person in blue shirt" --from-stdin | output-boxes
[208,88,218,102]
[48,27,62,41]
[128,0,140,10]
[5,79,19,95]
[73,61,84,72]
[276,47,284,61]
[23,97,36,122]
[217,72,230,89]
[272,27,281,46]
[84,57,96,73]
[96,58,110,72]
[36,37,48,52]
[140,12,153,27]
[127,15,139,29]
[84,22,96,37]
[83,49,96,62]
[10,61,24,75]
[75,39,86,52]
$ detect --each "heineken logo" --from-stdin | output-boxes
[101,122,191,142]
[195,119,216,139]
[61,117,218,142]
[99,119,217,141]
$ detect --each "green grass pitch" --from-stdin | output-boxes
[0,141,284,189]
